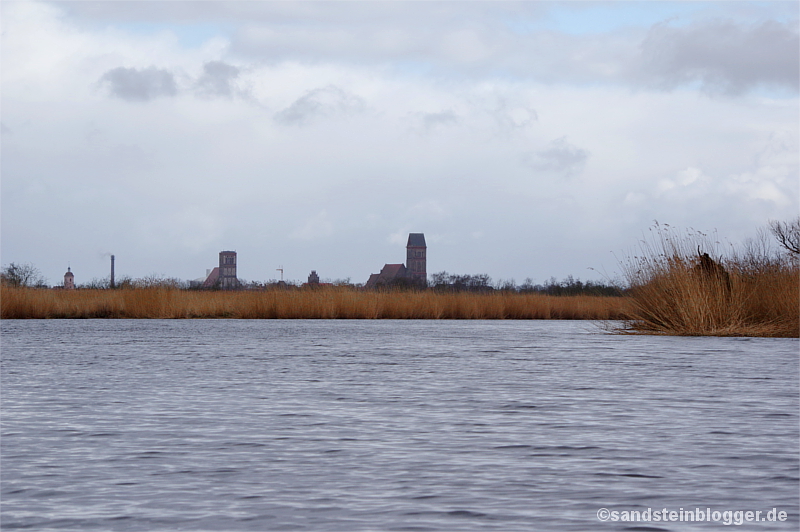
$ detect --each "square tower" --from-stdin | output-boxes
[406,233,427,283]
[219,251,238,289]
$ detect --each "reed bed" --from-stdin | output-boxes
[618,225,799,338]
[0,286,626,321]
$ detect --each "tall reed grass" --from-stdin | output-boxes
[618,224,799,337]
[0,286,626,320]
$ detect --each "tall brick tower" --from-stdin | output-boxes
[406,233,427,283]
[219,251,238,289]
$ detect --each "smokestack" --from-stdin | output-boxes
[110,255,115,289]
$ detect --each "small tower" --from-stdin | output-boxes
[64,267,75,290]
[308,270,320,285]
[219,251,238,289]
[406,233,427,283]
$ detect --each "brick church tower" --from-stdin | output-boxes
[406,233,427,283]
[219,251,238,289]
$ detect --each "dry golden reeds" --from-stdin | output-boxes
[0,286,626,321]
[618,223,799,337]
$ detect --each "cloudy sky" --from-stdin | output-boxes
[2,1,798,286]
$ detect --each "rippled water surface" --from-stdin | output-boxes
[2,320,798,531]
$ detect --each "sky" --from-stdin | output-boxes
[2,1,798,287]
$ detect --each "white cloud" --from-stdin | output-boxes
[440,28,494,64]
[2,1,798,284]
[724,130,798,208]
[657,167,709,193]
[408,199,450,221]
[623,192,647,206]
[164,207,224,253]
[388,230,410,247]
[290,211,334,241]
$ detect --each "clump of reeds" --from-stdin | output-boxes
[618,223,799,337]
[0,286,627,321]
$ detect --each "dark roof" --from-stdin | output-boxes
[407,233,426,247]
[365,264,408,289]
[381,263,406,276]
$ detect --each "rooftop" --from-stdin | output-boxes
[407,233,426,247]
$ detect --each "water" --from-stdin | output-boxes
[1,320,797,531]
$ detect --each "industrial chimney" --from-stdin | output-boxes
[110,255,115,289]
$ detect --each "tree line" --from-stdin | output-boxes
[0,261,622,295]
[427,272,622,296]
[4,219,797,292]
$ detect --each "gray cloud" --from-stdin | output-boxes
[489,99,538,133]
[636,19,799,94]
[419,110,459,131]
[274,86,366,126]
[98,66,177,101]
[194,60,241,98]
[69,3,799,97]
[526,138,590,177]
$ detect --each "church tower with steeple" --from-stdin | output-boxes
[64,267,75,290]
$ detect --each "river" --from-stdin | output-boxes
[1,320,797,531]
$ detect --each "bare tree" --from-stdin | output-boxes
[769,218,800,255]
[1,262,48,288]
[132,273,184,289]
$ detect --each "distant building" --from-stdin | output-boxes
[201,267,219,288]
[200,251,238,289]
[64,267,74,290]
[365,233,427,289]
[219,251,238,289]
[406,233,427,282]
[303,270,333,288]
[366,263,407,288]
